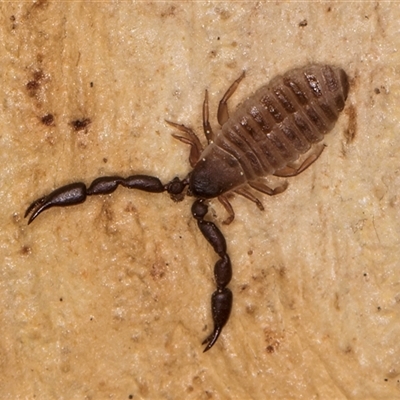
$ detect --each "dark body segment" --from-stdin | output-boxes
[215,65,349,181]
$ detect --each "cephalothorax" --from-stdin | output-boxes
[25,65,349,351]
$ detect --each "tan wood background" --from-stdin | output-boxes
[1,2,400,399]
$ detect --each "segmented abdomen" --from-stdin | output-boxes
[215,65,349,179]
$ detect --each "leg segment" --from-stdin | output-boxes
[191,199,233,352]
[248,179,289,196]
[234,187,264,211]
[202,89,215,144]
[217,195,235,225]
[217,71,245,126]
[25,175,188,224]
[274,144,325,177]
[165,120,203,168]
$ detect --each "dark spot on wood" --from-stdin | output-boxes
[90,82,94,88]
[299,19,307,27]
[41,114,54,126]
[344,104,357,144]
[150,262,166,280]
[10,15,16,29]
[71,118,91,131]
[334,292,340,311]
[26,80,40,93]
[374,87,380,94]
[344,345,352,354]
[103,157,108,163]
[264,328,282,353]
[160,5,176,18]
[20,245,31,255]
[246,304,255,314]
[216,8,231,20]
[33,70,44,81]
[266,345,274,353]
[26,70,45,96]
[327,6,331,12]
[60,298,63,302]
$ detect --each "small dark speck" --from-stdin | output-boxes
[90,82,94,88]
[160,5,176,18]
[384,378,388,382]
[377,306,381,311]
[20,245,31,255]
[103,157,108,163]
[299,19,307,27]
[26,80,40,91]
[327,6,331,12]
[71,118,91,131]
[363,273,367,277]
[59,298,63,302]
[129,395,133,399]
[374,88,380,94]
[10,15,16,29]
[217,36,220,40]
[266,345,274,353]
[33,70,44,81]
[41,114,54,126]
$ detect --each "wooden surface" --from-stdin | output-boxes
[1,2,400,399]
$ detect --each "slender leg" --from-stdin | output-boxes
[248,180,288,196]
[217,71,245,126]
[234,187,264,211]
[192,199,232,352]
[274,144,325,177]
[202,89,215,144]
[25,175,188,224]
[217,195,235,225]
[165,120,203,168]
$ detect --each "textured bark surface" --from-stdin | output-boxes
[1,2,400,399]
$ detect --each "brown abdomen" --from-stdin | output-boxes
[215,65,349,179]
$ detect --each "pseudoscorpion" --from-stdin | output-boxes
[25,64,349,351]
